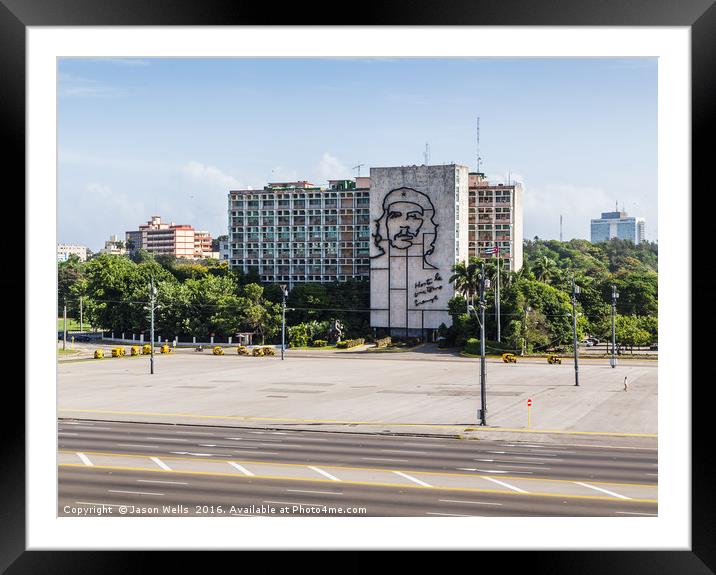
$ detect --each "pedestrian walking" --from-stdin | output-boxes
[624,376,628,391]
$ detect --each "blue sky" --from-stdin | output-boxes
[58,58,657,250]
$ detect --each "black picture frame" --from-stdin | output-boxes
[5,0,707,571]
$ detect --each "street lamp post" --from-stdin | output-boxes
[571,277,581,387]
[470,264,491,426]
[521,306,531,356]
[610,285,619,368]
[280,284,288,361]
[145,278,159,375]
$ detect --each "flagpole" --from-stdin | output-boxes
[496,243,501,342]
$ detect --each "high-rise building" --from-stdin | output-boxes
[467,173,523,271]
[228,180,371,286]
[125,216,214,259]
[370,164,470,338]
[590,210,645,244]
[57,244,88,262]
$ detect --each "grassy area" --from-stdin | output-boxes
[290,345,338,350]
[57,348,80,356]
[367,342,424,353]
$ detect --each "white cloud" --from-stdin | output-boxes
[317,152,350,182]
[58,73,126,99]
[181,161,241,190]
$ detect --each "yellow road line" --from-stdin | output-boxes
[57,449,658,488]
[58,463,658,504]
[57,409,657,438]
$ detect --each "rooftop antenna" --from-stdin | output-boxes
[424,142,430,165]
[353,163,365,177]
[476,117,483,173]
[560,214,563,242]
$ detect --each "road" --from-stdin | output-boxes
[58,419,657,517]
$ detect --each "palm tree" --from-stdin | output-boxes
[533,256,558,284]
[449,256,482,307]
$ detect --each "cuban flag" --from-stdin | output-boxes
[484,246,500,255]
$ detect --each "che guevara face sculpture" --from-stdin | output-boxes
[373,187,438,267]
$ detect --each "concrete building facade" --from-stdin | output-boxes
[126,216,214,259]
[57,244,88,262]
[369,164,469,337]
[468,173,523,271]
[100,234,127,256]
[228,180,370,286]
[590,211,646,244]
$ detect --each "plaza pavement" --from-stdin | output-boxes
[58,346,657,445]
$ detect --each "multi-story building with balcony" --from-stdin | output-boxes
[467,173,523,271]
[228,179,371,287]
[126,216,213,259]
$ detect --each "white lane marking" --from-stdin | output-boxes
[62,421,83,425]
[481,476,529,493]
[270,432,288,435]
[146,437,190,442]
[227,461,254,476]
[380,449,428,454]
[59,432,79,436]
[108,489,164,496]
[169,451,214,457]
[257,443,305,448]
[76,452,93,466]
[427,512,475,517]
[615,511,657,516]
[393,471,432,487]
[488,450,560,457]
[286,489,343,496]
[574,481,631,500]
[309,466,341,481]
[117,444,160,449]
[361,457,409,462]
[61,426,113,431]
[137,479,188,485]
[439,499,503,506]
[150,456,172,471]
[248,431,266,434]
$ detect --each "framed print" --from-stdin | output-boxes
[4,0,710,571]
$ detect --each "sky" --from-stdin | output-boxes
[58,58,657,250]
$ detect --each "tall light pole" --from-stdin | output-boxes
[63,298,67,351]
[496,246,501,342]
[521,306,531,356]
[79,296,83,333]
[470,264,491,426]
[145,278,158,375]
[571,277,581,387]
[280,284,288,360]
[610,285,619,368]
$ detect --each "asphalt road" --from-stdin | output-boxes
[58,419,657,517]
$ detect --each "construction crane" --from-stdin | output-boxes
[353,163,365,177]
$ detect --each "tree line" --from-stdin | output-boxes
[58,238,656,350]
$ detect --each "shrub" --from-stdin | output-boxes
[252,347,265,357]
[374,336,391,348]
[312,339,327,347]
[262,346,276,356]
[465,338,481,355]
[236,346,249,355]
[336,338,365,349]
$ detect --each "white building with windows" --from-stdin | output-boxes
[57,243,88,262]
